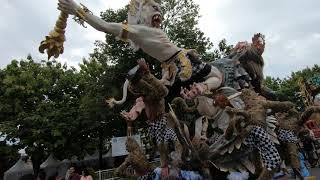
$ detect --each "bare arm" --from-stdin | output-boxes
[58,0,124,36]
[263,101,294,113]
[84,14,123,35]
[121,97,145,121]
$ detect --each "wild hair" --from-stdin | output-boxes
[252,33,265,46]
[126,137,141,153]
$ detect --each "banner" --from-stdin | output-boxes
[111,135,141,157]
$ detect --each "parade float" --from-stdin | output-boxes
[38,0,315,179]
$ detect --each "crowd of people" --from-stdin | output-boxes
[34,165,93,180]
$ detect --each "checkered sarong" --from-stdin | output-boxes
[176,59,207,77]
[148,116,177,144]
[139,172,155,180]
[208,132,222,145]
[244,126,281,170]
[277,129,298,143]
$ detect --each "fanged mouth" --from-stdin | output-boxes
[152,14,162,28]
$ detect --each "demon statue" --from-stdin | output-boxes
[115,137,155,179]
[57,0,247,102]
[215,89,294,180]
[55,1,299,179]
[57,0,274,104]
[275,108,304,180]
[108,59,182,178]
[170,88,294,180]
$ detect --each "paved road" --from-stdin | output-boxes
[278,168,320,179]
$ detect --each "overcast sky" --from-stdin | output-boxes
[0,0,319,78]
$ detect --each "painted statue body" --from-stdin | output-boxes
[58,0,178,60]
[112,59,183,179]
[57,1,289,179]
[58,0,224,98]
[115,137,154,178]
[58,0,270,103]
[275,109,304,180]
[170,88,295,180]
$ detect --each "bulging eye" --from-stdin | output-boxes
[152,5,160,11]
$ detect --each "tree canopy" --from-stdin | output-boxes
[265,64,320,109]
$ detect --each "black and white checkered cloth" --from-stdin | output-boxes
[175,59,207,77]
[139,171,155,180]
[208,132,223,145]
[244,126,281,170]
[192,62,207,75]
[148,116,177,144]
[277,129,298,143]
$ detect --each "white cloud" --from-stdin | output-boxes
[312,33,320,39]
[96,0,128,11]
[70,48,87,57]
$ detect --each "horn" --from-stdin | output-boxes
[106,79,129,108]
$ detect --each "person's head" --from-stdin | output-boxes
[69,164,78,175]
[82,168,90,177]
[19,174,35,180]
[37,170,46,180]
[47,173,59,180]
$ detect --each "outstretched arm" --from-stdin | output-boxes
[121,97,145,121]
[263,101,294,113]
[58,0,128,36]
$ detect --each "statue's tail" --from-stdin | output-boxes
[106,79,129,108]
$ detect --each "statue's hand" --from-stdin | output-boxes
[180,83,205,100]
[58,0,79,15]
[120,111,137,121]
[120,111,130,121]
[266,115,278,130]
[105,98,116,108]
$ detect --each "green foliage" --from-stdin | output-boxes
[265,64,320,109]
[202,39,233,62]
[0,58,94,162]
[161,0,212,55]
[0,141,20,177]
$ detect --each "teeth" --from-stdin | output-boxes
[153,15,161,21]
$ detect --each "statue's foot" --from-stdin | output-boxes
[161,167,169,180]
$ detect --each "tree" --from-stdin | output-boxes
[0,58,94,176]
[0,141,20,179]
[265,64,320,109]
[203,39,233,62]
[78,58,120,169]
[161,0,213,55]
